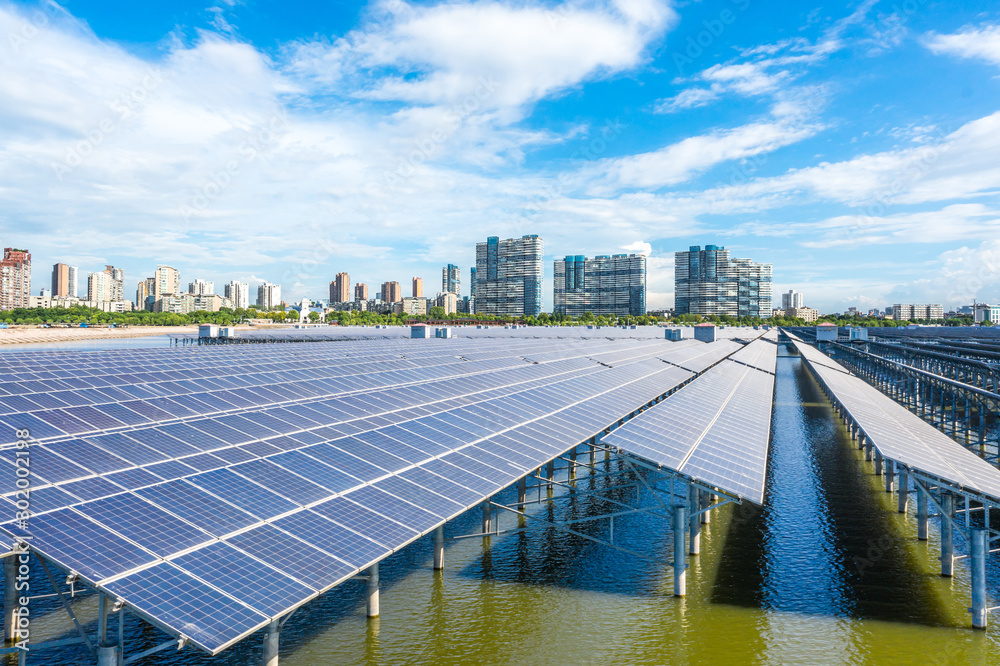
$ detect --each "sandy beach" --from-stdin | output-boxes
[0,325,199,346]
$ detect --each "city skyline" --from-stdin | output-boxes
[2,1,999,313]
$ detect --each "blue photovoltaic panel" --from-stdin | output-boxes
[272,510,389,569]
[268,451,363,493]
[103,467,162,490]
[0,446,83,484]
[226,523,356,590]
[136,481,258,536]
[58,476,124,501]
[84,433,168,466]
[173,542,316,616]
[0,509,156,580]
[105,562,269,654]
[75,492,213,557]
[345,485,442,534]
[229,459,332,505]
[48,439,131,474]
[186,469,298,519]
[311,496,419,549]
[297,444,388,483]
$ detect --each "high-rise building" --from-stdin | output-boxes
[554,254,646,317]
[153,266,180,300]
[470,267,477,297]
[51,263,79,298]
[436,292,458,314]
[781,290,804,310]
[674,245,772,318]
[474,235,543,317]
[224,281,250,310]
[894,304,944,321]
[330,272,350,303]
[257,281,281,310]
[381,281,402,304]
[0,248,31,310]
[189,279,214,295]
[354,283,369,301]
[88,271,110,302]
[443,264,461,295]
[412,277,423,298]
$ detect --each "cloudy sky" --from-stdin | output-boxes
[1,0,999,313]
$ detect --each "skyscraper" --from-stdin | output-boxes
[225,281,250,309]
[470,267,476,297]
[257,281,281,310]
[330,272,350,303]
[88,271,110,302]
[412,277,423,298]
[381,281,402,304]
[354,283,369,301]
[474,235,543,317]
[189,279,214,295]
[554,254,646,317]
[0,248,31,310]
[674,245,772,318]
[153,266,180,300]
[443,264,461,295]
[51,263,78,298]
[781,290,804,310]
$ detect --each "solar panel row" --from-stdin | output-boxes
[792,339,1000,502]
[602,351,777,505]
[0,337,739,654]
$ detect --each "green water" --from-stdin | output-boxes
[33,350,1000,665]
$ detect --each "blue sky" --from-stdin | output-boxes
[1,0,999,313]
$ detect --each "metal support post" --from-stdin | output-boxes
[589,438,596,466]
[941,494,954,577]
[545,461,555,491]
[262,619,279,666]
[971,528,988,629]
[885,459,894,493]
[688,486,700,556]
[568,447,577,479]
[3,555,16,644]
[433,526,444,570]
[366,563,380,618]
[97,593,119,665]
[874,449,883,476]
[673,505,686,597]
[917,487,928,540]
[865,438,873,461]
[481,500,492,534]
[898,469,908,513]
[701,490,711,525]
[516,477,526,511]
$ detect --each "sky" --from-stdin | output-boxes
[1,0,999,314]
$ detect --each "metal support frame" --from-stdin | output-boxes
[261,619,279,666]
[37,557,94,658]
[673,505,686,597]
[433,526,445,571]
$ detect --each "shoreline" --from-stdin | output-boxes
[0,325,200,346]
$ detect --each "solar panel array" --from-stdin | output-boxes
[791,338,1000,502]
[0,335,763,654]
[603,337,777,505]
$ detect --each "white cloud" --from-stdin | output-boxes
[592,120,819,191]
[621,240,652,255]
[286,0,675,114]
[926,24,1000,68]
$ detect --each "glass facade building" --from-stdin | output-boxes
[474,235,543,317]
[553,254,646,317]
[675,245,772,318]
